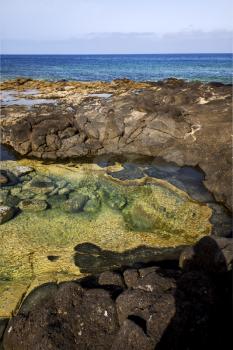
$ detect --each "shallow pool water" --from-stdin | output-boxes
[0,157,231,317]
[0,90,57,107]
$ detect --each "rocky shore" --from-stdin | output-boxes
[0,78,232,349]
[0,78,232,210]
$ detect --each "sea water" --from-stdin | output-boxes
[1,54,232,83]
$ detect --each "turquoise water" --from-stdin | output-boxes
[1,54,232,83]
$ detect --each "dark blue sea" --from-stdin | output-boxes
[1,54,232,83]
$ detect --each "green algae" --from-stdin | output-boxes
[0,160,212,317]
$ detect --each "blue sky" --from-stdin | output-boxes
[1,0,232,53]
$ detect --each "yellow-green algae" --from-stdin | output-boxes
[0,159,212,317]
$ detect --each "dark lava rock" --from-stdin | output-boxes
[112,319,154,350]
[180,235,233,273]
[98,271,126,289]
[1,80,232,211]
[2,236,233,350]
[3,282,119,350]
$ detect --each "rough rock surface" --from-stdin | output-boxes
[2,235,232,350]
[1,79,232,210]
[0,206,15,224]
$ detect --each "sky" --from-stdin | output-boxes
[0,0,232,53]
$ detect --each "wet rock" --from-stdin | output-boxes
[83,197,101,214]
[104,190,127,210]
[4,194,20,207]
[64,193,89,213]
[58,187,71,196]
[0,170,18,187]
[12,166,33,177]
[56,180,67,189]
[0,190,9,205]
[10,186,22,196]
[0,174,8,185]
[123,201,157,231]
[47,194,68,209]
[24,175,55,194]
[0,206,15,224]
[17,190,35,200]
[19,199,48,211]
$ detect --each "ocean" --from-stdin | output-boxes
[0,54,232,83]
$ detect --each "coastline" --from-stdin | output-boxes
[0,76,232,349]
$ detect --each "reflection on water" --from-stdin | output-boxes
[0,145,17,161]
[0,90,57,107]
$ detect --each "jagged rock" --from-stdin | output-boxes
[4,238,232,350]
[1,80,231,210]
[3,283,119,350]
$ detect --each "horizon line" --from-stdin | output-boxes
[1,52,232,55]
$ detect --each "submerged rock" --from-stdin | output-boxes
[83,197,101,214]
[0,174,8,185]
[0,206,15,224]
[64,193,89,213]
[23,175,55,194]
[19,199,48,211]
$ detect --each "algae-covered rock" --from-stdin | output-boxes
[83,196,101,214]
[19,199,48,211]
[123,201,157,231]
[58,187,71,196]
[17,190,36,200]
[10,186,22,196]
[4,194,21,208]
[64,193,89,213]
[47,194,68,209]
[0,206,15,224]
[24,175,55,194]
[0,190,9,205]
[104,190,127,210]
